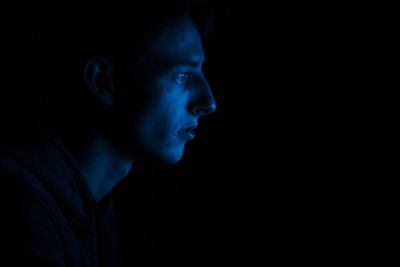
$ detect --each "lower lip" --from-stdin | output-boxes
[178,129,196,141]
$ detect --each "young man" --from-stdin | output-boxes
[0,1,216,266]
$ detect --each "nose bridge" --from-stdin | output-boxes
[190,73,217,116]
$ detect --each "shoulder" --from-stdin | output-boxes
[0,154,65,234]
[0,156,67,267]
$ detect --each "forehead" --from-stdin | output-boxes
[141,17,205,65]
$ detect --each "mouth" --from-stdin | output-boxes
[178,124,197,141]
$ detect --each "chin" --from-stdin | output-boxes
[161,152,184,165]
[158,146,186,165]
[141,145,185,164]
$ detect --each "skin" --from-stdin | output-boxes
[70,16,216,202]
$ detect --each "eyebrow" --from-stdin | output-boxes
[159,57,205,69]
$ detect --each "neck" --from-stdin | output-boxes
[62,126,135,202]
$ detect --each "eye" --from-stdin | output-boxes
[172,72,191,84]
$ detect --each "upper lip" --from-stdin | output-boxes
[179,123,198,133]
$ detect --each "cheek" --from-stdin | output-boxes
[143,90,186,130]
[152,103,182,137]
[132,101,177,142]
[123,79,189,141]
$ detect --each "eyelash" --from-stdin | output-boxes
[172,72,191,84]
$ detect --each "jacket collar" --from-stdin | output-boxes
[2,120,114,228]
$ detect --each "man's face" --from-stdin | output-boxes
[113,16,216,164]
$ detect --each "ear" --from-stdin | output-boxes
[84,57,115,106]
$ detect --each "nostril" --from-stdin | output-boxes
[202,95,217,116]
[190,94,217,117]
[188,76,217,116]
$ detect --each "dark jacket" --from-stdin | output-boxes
[0,121,120,267]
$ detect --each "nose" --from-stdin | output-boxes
[188,76,217,117]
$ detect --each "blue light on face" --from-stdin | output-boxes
[172,72,192,84]
[116,16,216,164]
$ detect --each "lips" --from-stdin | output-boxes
[178,124,197,141]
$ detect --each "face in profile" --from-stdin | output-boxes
[113,16,216,164]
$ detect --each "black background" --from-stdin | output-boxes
[1,1,363,266]
[113,1,363,266]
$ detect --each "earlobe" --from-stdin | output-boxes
[84,57,115,106]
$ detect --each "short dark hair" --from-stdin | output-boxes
[46,0,214,80]
[11,0,214,126]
